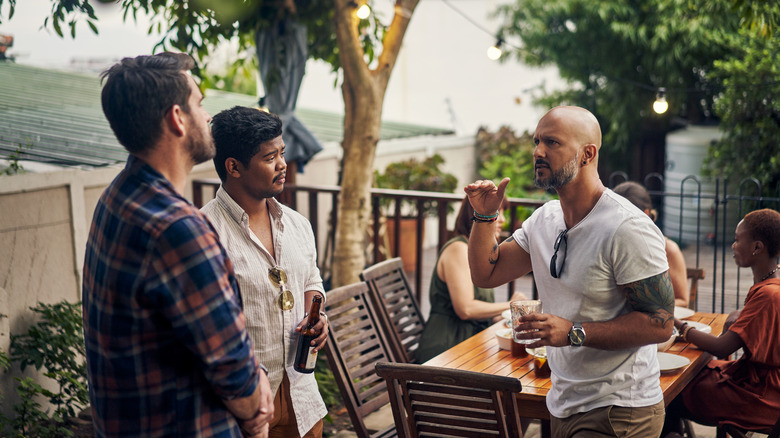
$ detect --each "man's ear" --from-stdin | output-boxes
[753,240,765,255]
[164,104,187,137]
[583,144,597,161]
[225,157,242,179]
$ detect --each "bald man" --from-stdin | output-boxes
[466,106,674,437]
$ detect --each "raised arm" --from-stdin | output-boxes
[465,178,532,288]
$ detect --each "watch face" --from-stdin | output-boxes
[569,326,585,346]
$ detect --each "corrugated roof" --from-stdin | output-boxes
[0,62,453,169]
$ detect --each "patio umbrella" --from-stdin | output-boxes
[255,19,322,172]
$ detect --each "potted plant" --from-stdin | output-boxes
[374,154,458,271]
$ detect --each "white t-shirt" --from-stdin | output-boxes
[513,189,668,418]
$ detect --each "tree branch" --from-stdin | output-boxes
[333,0,372,92]
[375,0,420,86]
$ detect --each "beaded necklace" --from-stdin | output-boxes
[759,264,780,283]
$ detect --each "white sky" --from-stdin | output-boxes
[1,0,563,134]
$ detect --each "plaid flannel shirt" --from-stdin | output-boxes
[82,156,260,437]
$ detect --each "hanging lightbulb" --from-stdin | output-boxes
[653,88,669,114]
[356,4,371,19]
[487,38,503,61]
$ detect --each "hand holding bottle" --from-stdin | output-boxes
[294,294,329,373]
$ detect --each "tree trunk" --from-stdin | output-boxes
[330,0,419,287]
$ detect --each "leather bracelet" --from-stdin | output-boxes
[472,216,497,223]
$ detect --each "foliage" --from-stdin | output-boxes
[492,0,739,173]
[1,141,29,176]
[475,126,555,223]
[3,301,88,437]
[703,28,780,191]
[314,353,340,425]
[0,348,9,432]
[374,154,459,217]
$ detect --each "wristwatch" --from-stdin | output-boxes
[568,322,586,347]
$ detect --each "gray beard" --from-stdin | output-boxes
[535,154,579,190]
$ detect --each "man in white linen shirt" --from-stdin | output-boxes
[466,106,675,438]
[202,106,328,438]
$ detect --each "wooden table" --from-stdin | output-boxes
[424,312,726,424]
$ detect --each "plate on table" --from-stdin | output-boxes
[682,320,712,335]
[657,352,690,373]
[674,306,695,319]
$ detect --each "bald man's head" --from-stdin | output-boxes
[541,106,602,150]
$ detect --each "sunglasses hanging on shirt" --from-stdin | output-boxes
[549,229,568,279]
[268,267,294,310]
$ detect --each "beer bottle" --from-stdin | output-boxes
[294,295,323,373]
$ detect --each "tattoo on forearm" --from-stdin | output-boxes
[622,271,675,326]
[488,243,499,265]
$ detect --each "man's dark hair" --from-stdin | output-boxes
[100,52,195,155]
[211,106,283,182]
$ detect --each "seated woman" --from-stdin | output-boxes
[416,196,527,364]
[664,208,780,434]
[613,181,691,308]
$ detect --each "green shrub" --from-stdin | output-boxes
[2,301,88,437]
[374,154,459,217]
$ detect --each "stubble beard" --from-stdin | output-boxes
[186,119,216,165]
[535,154,580,191]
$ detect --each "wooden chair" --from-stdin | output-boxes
[323,282,398,438]
[716,415,780,438]
[686,267,705,310]
[375,361,524,438]
[360,258,426,364]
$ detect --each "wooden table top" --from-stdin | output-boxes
[424,312,727,420]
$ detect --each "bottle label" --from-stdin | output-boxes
[305,345,318,369]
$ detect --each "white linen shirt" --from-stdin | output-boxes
[202,187,327,436]
[513,189,668,418]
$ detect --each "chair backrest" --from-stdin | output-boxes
[375,361,524,438]
[323,282,398,438]
[686,267,705,310]
[360,258,425,364]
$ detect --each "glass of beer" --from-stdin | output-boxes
[533,346,551,379]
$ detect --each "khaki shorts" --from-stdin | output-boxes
[551,400,665,438]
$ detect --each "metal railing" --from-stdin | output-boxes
[193,178,544,303]
[194,176,780,313]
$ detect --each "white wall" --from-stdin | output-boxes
[296,1,565,136]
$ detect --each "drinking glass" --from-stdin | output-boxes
[510,299,543,345]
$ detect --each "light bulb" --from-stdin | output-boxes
[487,45,502,60]
[653,88,668,114]
[356,4,371,19]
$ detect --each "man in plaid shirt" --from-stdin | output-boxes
[82,52,273,437]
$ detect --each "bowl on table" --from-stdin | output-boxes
[496,328,514,350]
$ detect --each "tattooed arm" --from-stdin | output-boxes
[518,271,675,349]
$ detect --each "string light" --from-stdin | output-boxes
[653,88,669,114]
[487,38,503,61]
[356,4,371,19]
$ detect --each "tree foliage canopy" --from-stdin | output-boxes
[704,27,780,191]
[492,0,751,174]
